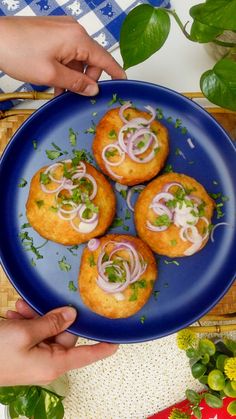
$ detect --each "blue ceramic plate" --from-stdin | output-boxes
[0,81,235,343]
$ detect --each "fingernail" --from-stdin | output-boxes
[83,83,99,96]
[62,307,77,322]
[121,72,127,79]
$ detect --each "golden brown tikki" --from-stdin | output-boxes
[92,102,169,186]
[79,234,157,319]
[134,173,215,257]
[26,160,116,245]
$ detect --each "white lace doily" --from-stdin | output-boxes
[63,333,202,419]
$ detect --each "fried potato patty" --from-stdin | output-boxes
[92,107,169,186]
[134,173,215,257]
[79,234,157,319]
[26,163,116,245]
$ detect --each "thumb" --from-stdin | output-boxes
[52,61,99,96]
[24,306,77,347]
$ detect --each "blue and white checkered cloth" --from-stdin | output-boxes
[0,0,170,108]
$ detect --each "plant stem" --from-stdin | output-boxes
[165,9,191,40]
[213,39,236,48]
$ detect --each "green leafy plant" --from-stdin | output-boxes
[177,330,236,418]
[120,0,236,111]
[0,385,64,419]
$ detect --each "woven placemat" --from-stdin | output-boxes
[0,104,235,319]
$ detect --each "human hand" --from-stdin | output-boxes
[0,299,118,386]
[0,16,126,96]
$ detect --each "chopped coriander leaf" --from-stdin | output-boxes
[108,129,117,139]
[198,202,206,217]
[118,97,126,105]
[140,315,146,324]
[170,239,177,246]
[88,254,96,267]
[58,256,71,272]
[216,203,224,219]
[19,231,44,259]
[90,99,96,104]
[175,147,182,156]
[67,245,79,255]
[164,259,180,266]
[18,213,23,218]
[92,111,98,117]
[181,127,187,134]
[102,252,109,263]
[111,217,123,228]
[18,178,27,188]
[46,149,63,160]
[163,164,173,173]
[137,140,145,149]
[69,128,77,146]
[82,208,93,219]
[154,147,160,155]
[40,172,51,185]
[167,116,173,123]
[123,225,129,231]
[50,206,58,212]
[68,281,77,292]
[108,93,118,106]
[72,149,93,165]
[129,279,147,301]
[36,239,48,250]
[156,108,163,119]
[21,222,31,229]
[31,258,36,267]
[32,140,37,150]
[209,192,222,199]
[35,200,44,208]
[105,264,126,283]
[222,195,229,202]
[85,198,99,213]
[105,148,118,158]
[154,214,171,227]
[120,189,127,199]
[153,290,160,300]
[84,122,96,134]
[175,118,182,128]
[51,142,61,151]
[125,209,131,220]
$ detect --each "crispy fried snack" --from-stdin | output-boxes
[79,234,157,318]
[135,173,215,257]
[26,162,116,245]
[92,107,169,185]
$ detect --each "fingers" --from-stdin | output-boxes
[84,37,126,80]
[15,299,38,319]
[52,61,99,96]
[63,342,119,371]
[6,310,24,320]
[54,331,78,348]
[22,306,77,347]
[85,65,103,81]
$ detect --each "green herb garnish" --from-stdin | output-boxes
[129,279,147,301]
[108,129,117,139]
[108,93,118,106]
[90,99,96,105]
[156,108,163,119]
[154,214,171,227]
[68,281,77,292]
[170,239,177,246]
[19,232,44,259]
[111,217,124,228]
[88,254,96,267]
[163,164,173,173]
[140,315,146,324]
[125,209,131,220]
[32,140,37,150]
[69,128,77,146]
[18,178,27,188]
[175,118,182,128]
[84,122,96,134]
[153,290,160,300]
[120,189,127,199]
[58,256,71,272]
[21,222,31,229]
[40,173,51,185]
[35,200,44,208]
[164,259,180,266]
[67,245,79,256]
[46,149,63,160]
[123,225,129,231]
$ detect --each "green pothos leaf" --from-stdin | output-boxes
[190,19,223,43]
[34,389,64,419]
[200,58,236,111]
[120,4,170,69]
[190,0,236,31]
